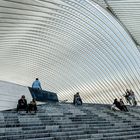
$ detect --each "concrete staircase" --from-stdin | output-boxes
[0,103,140,140]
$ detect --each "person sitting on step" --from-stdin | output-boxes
[112,98,128,112]
[28,98,37,113]
[112,98,123,111]
[32,78,42,99]
[73,92,82,105]
[120,98,129,112]
[17,95,28,113]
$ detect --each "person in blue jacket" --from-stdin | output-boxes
[32,78,42,90]
[32,78,42,99]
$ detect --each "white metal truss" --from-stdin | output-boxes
[0,0,140,106]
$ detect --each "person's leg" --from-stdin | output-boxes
[32,89,36,99]
[34,105,37,113]
[73,98,76,105]
[22,105,28,113]
[32,89,37,99]
[124,105,129,112]
[117,106,123,111]
[17,104,19,112]
[128,97,132,105]
[125,97,128,103]
[134,100,137,106]
[132,97,136,106]
[111,106,117,111]
[17,105,24,112]
[77,100,80,105]
[122,105,128,112]
[28,104,32,113]
[75,98,78,106]
[79,98,82,105]
[26,104,30,113]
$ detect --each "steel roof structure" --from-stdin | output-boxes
[0,0,140,107]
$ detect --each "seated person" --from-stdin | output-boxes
[111,104,120,111]
[120,99,129,112]
[32,78,42,90]
[17,95,28,113]
[113,98,128,112]
[73,92,82,105]
[31,78,42,99]
[28,99,37,113]
[113,98,123,111]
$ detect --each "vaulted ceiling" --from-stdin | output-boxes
[0,0,140,104]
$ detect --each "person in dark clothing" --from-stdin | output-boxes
[123,89,132,105]
[73,92,82,105]
[113,98,128,112]
[28,99,37,113]
[17,95,28,113]
[113,99,121,110]
[130,89,137,106]
[120,99,129,112]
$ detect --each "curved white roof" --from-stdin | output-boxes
[0,0,140,105]
[106,0,140,45]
